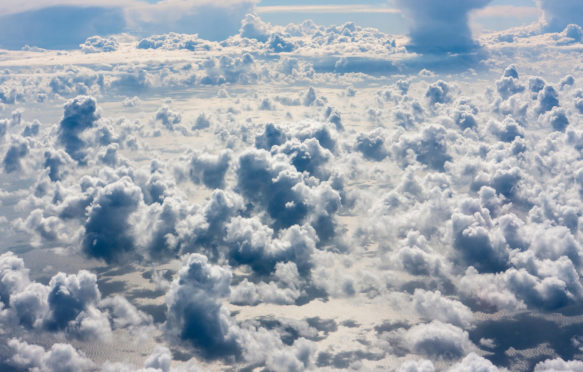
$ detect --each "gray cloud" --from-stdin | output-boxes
[394,0,491,54]
[538,0,583,32]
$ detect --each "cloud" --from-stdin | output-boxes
[0,0,257,49]
[2,136,29,173]
[405,321,476,360]
[80,35,119,53]
[538,0,583,32]
[394,0,491,54]
[58,96,101,164]
[449,353,507,372]
[6,13,583,371]
[412,289,473,328]
[82,177,142,263]
[164,253,242,359]
[0,252,30,306]
[8,338,94,372]
[0,251,151,347]
[398,359,435,372]
[426,81,453,105]
[185,150,231,189]
[127,0,258,41]
[155,105,182,130]
[534,358,583,371]
[355,129,389,161]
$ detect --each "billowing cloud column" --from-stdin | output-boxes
[394,0,491,54]
[538,0,583,31]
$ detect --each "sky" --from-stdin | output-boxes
[2,1,583,372]
[0,0,544,49]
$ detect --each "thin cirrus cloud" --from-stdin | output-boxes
[256,5,400,14]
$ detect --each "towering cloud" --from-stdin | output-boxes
[538,0,583,32]
[394,0,491,54]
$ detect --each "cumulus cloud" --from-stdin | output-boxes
[2,136,29,173]
[405,321,475,360]
[58,95,101,164]
[4,12,583,371]
[449,353,507,372]
[164,253,241,359]
[0,0,258,49]
[412,289,473,328]
[8,338,94,372]
[80,35,119,53]
[185,150,231,189]
[82,177,142,262]
[534,358,583,371]
[128,0,258,41]
[0,251,151,347]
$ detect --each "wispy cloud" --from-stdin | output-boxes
[473,5,541,19]
[256,5,400,14]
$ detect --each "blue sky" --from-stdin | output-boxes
[0,0,545,49]
[256,0,540,33]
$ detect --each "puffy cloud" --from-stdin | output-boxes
[448,353,506,372]
[488,117,524,143]
[185,150,231,189]
[82,177,142,262]
[0,252,30,305]
[236,148,338,234]
[496,65,525,100]
[265,338,315,372]
[80,35,119,53]
[398,360,435,372]
[393,124,452,171]
[230,262,303,305]
[155,105,182,130]
[426,81,453,105]
[535,85,560,115]
[240,13,270,42]
[405,321,475,360]
[453,98,479,130]
[355,129,389,161]
[8,338,94,372]
[99,295,152,329]
[58,95,101,164]
[395,0,491,54]
[225,217,317,276]
[128,0,257,41]
[451,209,509,274]
[542,107,569,132]
[534,358,583,371]
[412,289,473,328]
[0,251,151,347]
[2,136,29,173]
[164,253,241,359]
[44,149,74,182]
[192,113,211,130]
[44,270,101,331]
